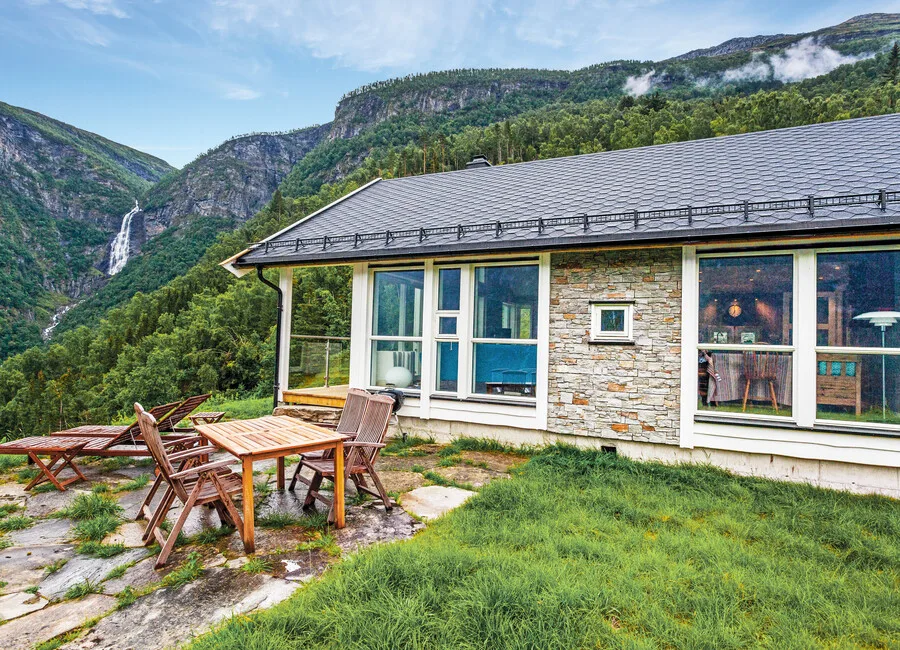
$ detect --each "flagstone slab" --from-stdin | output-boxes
[8,517,73,546]
[102,522,146,548]
[59,568,299,650]
[0,482,28,503]
[334,503,424,551]
[400,485,476,521]
[0,593,116,650]
[39,549,148,600]
[24,487,90,519]
[100,556,161,596]
[0,590,49,621]
[0,544,74,592]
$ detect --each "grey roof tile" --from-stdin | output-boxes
[237,114,900,267]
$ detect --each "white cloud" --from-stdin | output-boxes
[208,0,482,71]
[222,84,261,100]
[722,53,771,82]
[624,69,654,96]
[769,37,870,82]
[721,37,874,84]
[26,0,129,18]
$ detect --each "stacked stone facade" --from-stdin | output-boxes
[548,248,682,444]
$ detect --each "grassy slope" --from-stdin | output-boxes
[190,446,899,649]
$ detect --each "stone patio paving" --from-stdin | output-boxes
[0,437,524,649]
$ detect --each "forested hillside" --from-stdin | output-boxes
[2,14,900,440]
[0,101,174,358]
[2,41,899,440]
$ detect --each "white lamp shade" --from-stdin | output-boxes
[853,311,900,327]
[384,366,413,388]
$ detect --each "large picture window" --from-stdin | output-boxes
[370,270,423,389]
[697,254,794,417]
[366,260,543,403]
[472,265,539,397]
[816,251,900,425]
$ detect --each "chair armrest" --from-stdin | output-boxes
[344,441,386,449]
[162,436,203,450]
[170,459,237,480]
[170,426,196,434]
[168,446,217,462]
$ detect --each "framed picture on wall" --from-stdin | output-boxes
[713,331,729,344]
[740,332,756,344]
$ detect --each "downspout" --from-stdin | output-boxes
[257,266,283,409]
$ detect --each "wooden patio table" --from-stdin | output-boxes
[193,415,348,553]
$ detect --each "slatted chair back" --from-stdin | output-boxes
[335,389,370,436]
[111,401,181,447]
[743,352,778,381]
[134,403,187,501]
[157,394,211,431]
[354,394,395,464]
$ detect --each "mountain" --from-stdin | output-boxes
[5,12,900,359]
[0,100,174,356]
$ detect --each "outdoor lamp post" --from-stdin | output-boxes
[852,311,900,419]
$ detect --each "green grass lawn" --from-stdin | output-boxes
[202,395,273,421]
[190,446,899,649]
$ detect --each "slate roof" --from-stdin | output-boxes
[233,114,900,268]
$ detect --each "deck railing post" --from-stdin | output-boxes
[324,339,332,388]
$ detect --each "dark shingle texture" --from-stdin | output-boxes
[237,114,900,267]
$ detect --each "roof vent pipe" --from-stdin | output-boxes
[466,155,492,169]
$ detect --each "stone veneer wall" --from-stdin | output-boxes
[548,248,682,444]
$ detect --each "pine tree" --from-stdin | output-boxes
[883,41,900,86]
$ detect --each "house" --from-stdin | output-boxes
[223,114,900,497]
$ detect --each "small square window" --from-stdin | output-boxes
[590,303,634,343]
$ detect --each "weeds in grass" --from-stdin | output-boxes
[34,630,83,650]
[0,580,6,590]
[116,586,138,609]
[113,474,150,492]
[59,493,123,520]
[0,455,26,472]
[438,455,460,467]
[101,457,134,472]
[31,482,60,494]
[64,579,103,600]
[350,491,369,506]
[421,470,475,492]
[254,481,272,498]
[437,436,527,457]
[300,511,329,531]
[410,464,425,473]
[257,513,301,529]
[382,435,435,457]
[189,526,234,545]
[0,515,34,532]
[73,514,121,542]
[105,564,129,580]
[76,541,126,558]
[25,585,39,594]
[92,483,110,494]
[242,557,273,574]
[296,532,341,557]
[44,559,67,575]
[0,537,12,550]
[0,503,20,518]
[161,552,203,588]
[16,467,39,483]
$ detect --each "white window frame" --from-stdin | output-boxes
[685,242,900,437]
[589,301,634,342]
[433,266,462,395]
[367,265,426,393]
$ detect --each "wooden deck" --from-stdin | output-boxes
[282,385,349,408]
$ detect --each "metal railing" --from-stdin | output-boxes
[289,335,351,388]
[250,189,896,254]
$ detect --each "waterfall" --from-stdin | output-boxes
[108,200,139,275]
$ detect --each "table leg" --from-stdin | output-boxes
[276,457,285,490]
[241,457,255,554]
[333,440,345,529]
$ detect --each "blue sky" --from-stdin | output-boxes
[1,0,897,167]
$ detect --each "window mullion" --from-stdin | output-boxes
[795,249,817,427]
[458,265,472,400]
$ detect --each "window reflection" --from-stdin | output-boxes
[699,255,793,346]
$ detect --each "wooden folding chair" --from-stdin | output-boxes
[134,403,244,568]
[289,393,394,521]
[300,388,370,462]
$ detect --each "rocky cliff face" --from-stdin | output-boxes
[330,79,570,140]
[0,101,174,355]
[138,123,331,242]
